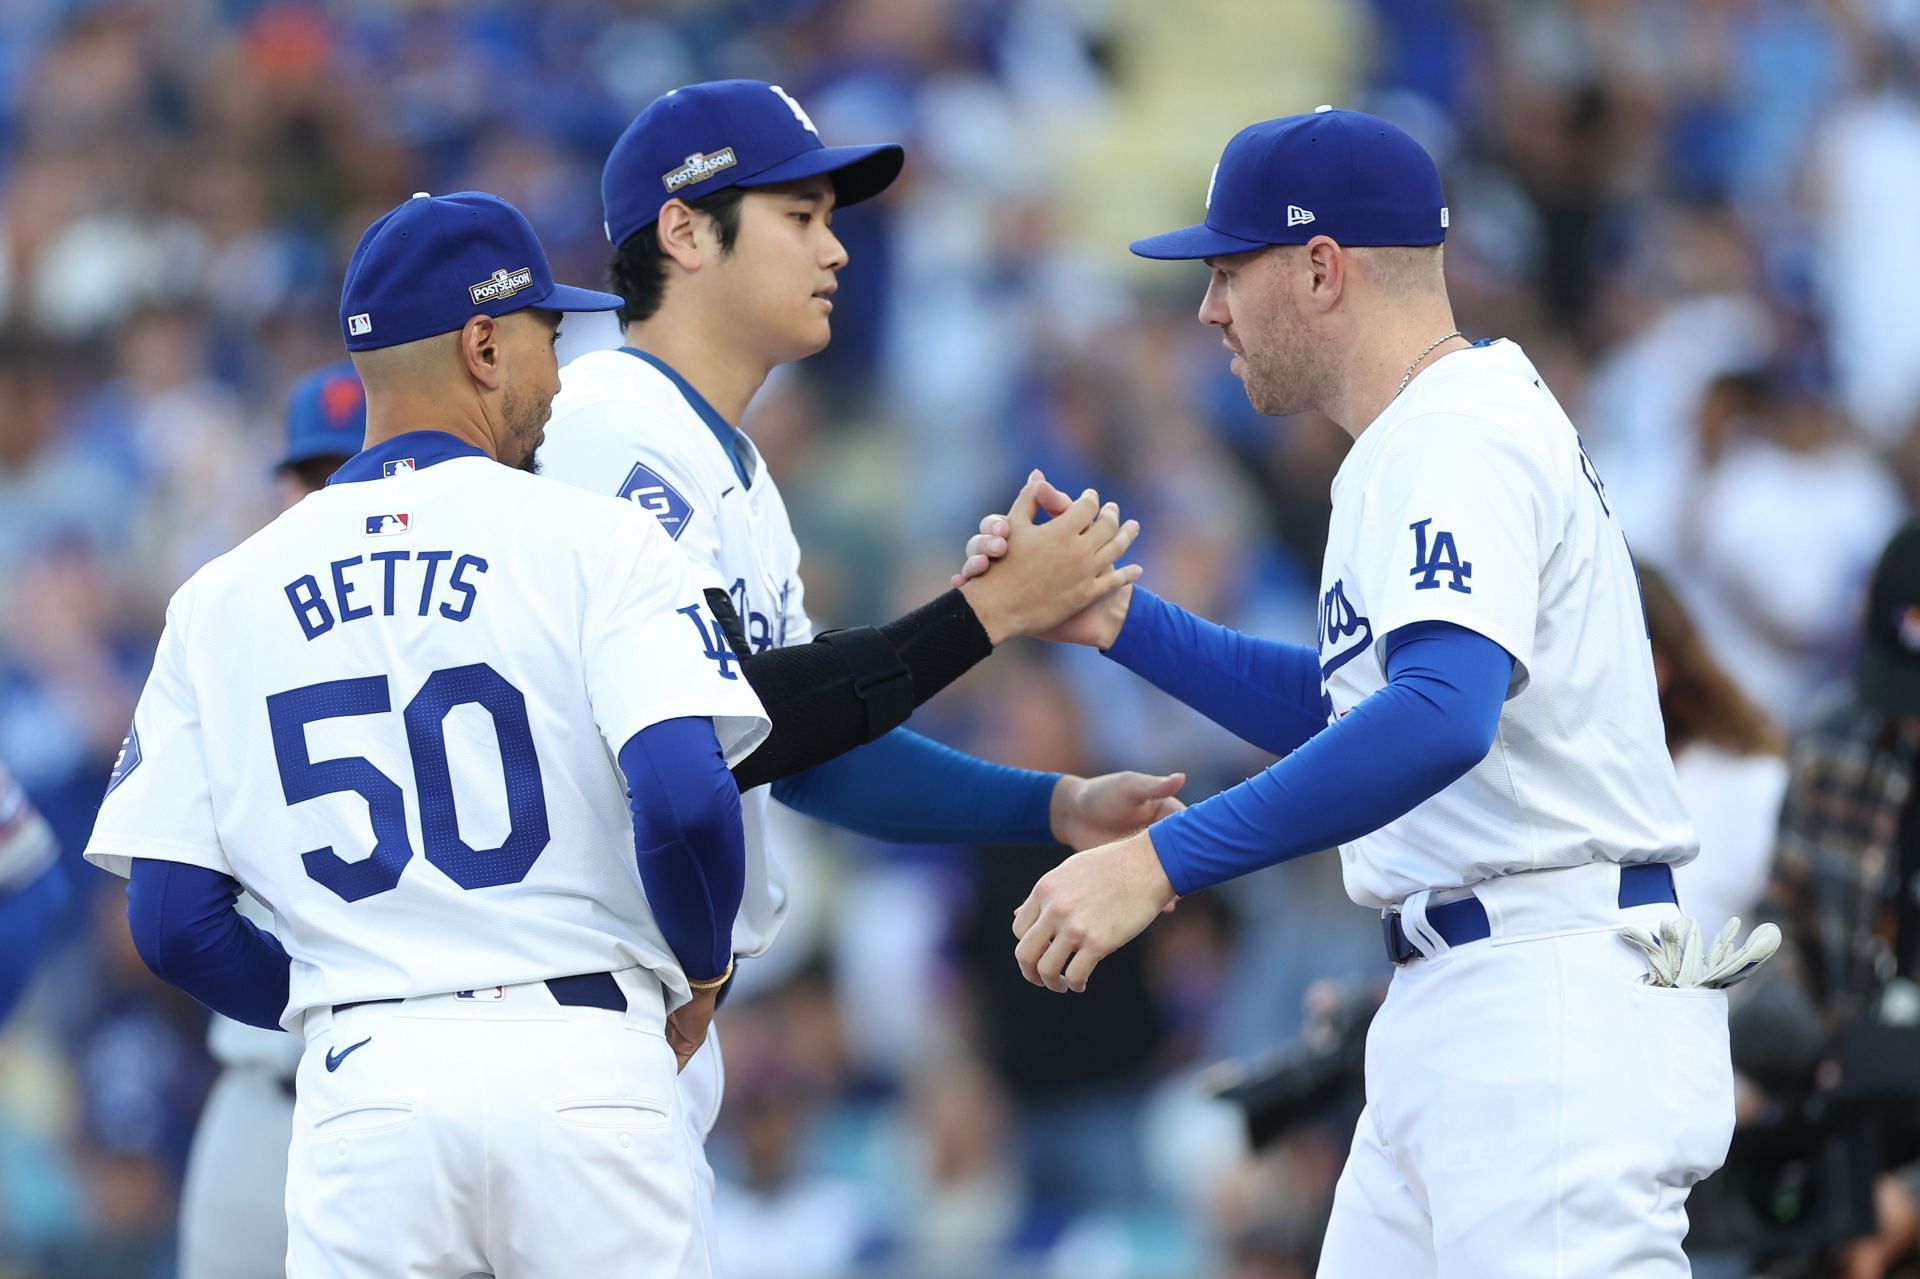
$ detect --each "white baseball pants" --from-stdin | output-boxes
[1318,864,1735,1279]
[286,970,706,1279]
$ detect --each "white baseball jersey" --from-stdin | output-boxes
[1318,338,1696,909]
[83,439,769,1026]
[539,347,812,961]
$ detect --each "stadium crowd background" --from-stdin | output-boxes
[3,0,1919,1275]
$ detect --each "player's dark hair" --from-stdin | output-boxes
[607,186,747,327]
[1640,562,1784,757]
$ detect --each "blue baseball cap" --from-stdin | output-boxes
[602,79,904,248]
[340,191,623,351]
[277,361,365,471]
[1131,107,1448,261]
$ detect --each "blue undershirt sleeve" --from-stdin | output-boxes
[771,727,1059,845]
[1103,589,1327,757]
[1148,621,1514,896]
[619,717,746,984]
[0,861,70,1026]
[126,859,292,1031]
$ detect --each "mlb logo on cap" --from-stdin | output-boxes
[1131,107,1449,260]
[601,80,905,248]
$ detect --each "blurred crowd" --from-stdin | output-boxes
[3,0,1920,1276]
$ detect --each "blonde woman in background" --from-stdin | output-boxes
[1641,563,1790,929]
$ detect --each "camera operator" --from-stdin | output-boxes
[1755,520,1920,1279]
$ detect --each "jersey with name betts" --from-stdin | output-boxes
[82,441,769,1025]
[539,348,811,962]
[1318,339,1696,910]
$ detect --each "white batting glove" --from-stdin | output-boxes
[1621,916,1781,990]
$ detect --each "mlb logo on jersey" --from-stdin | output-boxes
[455,986,506,1002]
[383,458,416,478]
[618,462,694,540]
[364,513,411,537]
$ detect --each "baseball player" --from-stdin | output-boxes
[178,361,364,1279]
[0,760,66,1026]
[536,78,1187,1246]
[964,109,1779,1276]
[86,190,774,1278]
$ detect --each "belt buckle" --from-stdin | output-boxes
[1381,911,1415,966]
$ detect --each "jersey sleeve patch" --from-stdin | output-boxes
[617,463,694,541]
[105,726,142,797]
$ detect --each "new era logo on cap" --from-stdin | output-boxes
[1287,205,1316,228]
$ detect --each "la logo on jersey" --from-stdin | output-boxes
[364,513,411,537]
[1319,579,1374,679]
[1408,518,1471,593]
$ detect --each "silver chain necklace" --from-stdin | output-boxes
[1396,330,1464,397]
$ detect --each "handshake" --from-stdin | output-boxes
[949,468,1139,651]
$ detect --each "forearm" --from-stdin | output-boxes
[126,859,292,1030]
[1151,624,1512,895]
[732,589,992,791]
[620,719,746,983]
[1104,589,1326,756]
[772,727,1058,845]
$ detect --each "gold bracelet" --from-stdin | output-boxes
[687,959,735,992]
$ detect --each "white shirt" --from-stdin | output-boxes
[1319,339,1698,909]
[84,444,768,1026]
[539,348,812,961]
[1670,742,1789,931]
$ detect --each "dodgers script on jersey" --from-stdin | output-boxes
[1319,339,1696,909]
[84,455,769,1024]
[540,347,811,963]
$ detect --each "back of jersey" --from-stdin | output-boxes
[86,442,767,1024]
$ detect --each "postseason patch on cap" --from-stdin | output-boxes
[663,148,738,193]
[469,267,534,306]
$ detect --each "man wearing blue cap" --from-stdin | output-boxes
[272,362,366,503]
[89,189,775,1277]
[538,76,1188,1255]
[961,107,1773,1275]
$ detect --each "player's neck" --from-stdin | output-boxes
[1326,307,1467,439]
[362,397,500,462]
[622,319,769,428]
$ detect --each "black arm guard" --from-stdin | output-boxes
[729,589,992,791]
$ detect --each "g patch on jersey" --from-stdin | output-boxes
[619,463,694,541]
[106,726,142,797]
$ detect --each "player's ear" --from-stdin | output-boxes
[655,200,704,272]
[460,315,505,391]
[1304,236,1345,312]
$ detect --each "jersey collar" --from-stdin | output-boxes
[618,347,755,489]
[326,430,491,486]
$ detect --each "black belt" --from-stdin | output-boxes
[333,971,627,1015]
[1382,863,1678,966]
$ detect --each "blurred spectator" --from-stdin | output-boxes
[1642,562,1789,931]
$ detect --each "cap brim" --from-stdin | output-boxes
[537,283,625,313]
[275,440,357,473]
[1129,223,1270,261]
[741,143,905,208]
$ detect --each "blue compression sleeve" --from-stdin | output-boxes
[1104,589,1326,757]
[126,859,292,1030]
[619,717,746,984]
[1150,622,1514,896]
[771,727,1059,845]
[0,861,69,1026]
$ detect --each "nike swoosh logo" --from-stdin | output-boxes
[325,1037,372,1072]
[720,486,736,498]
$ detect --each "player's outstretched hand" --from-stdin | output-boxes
[1011,829,1175,993]
[1049,771,1186,851]
[666,985,721,1072]
[955,470,1139,647]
